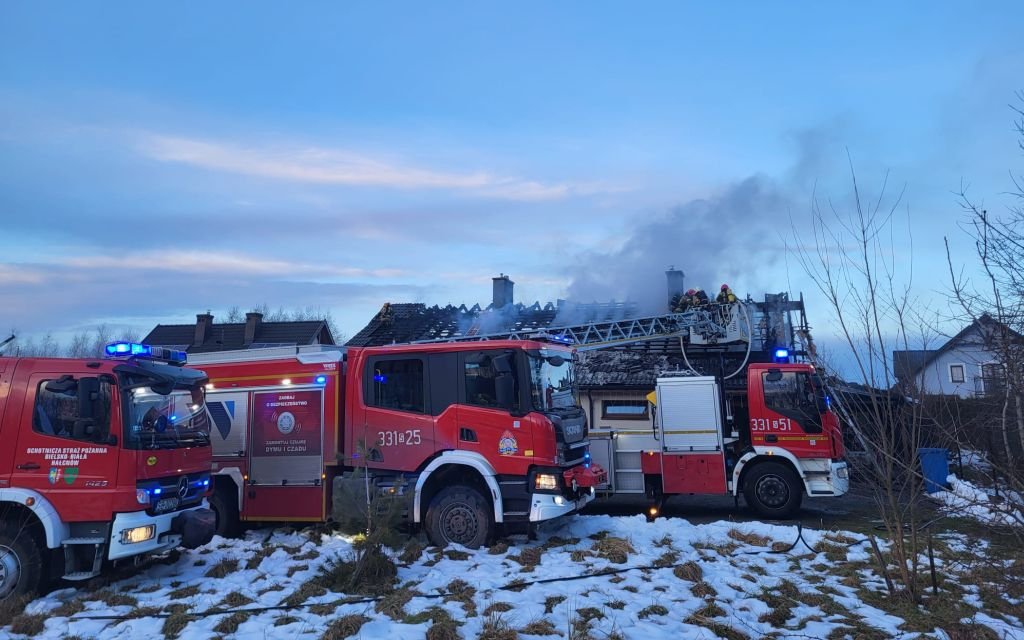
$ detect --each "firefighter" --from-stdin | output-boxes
[717,284,737,304]
[670,291,688,313]
[692,287,710,306]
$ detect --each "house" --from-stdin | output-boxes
[893,314,1018,398]
[142,312,335,353]
[347,274,808,433]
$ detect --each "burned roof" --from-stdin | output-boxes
[346,300,640,347]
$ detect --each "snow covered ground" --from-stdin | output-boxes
[930,473,1024,529]
[5,515,1021,639]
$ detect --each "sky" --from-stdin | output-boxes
[1,2,1022,359]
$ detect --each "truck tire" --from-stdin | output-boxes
[210,486,241,539]
[0,521,44,602]
[743,462,803,519]
[424,486,491,549]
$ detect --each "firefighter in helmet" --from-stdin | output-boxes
[717,284,737,304]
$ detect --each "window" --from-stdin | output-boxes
[33,377,112,441]
[366,359,425,413]
[602,399,649,420]
[949,364,965,384]
[762,371,813,412]
[464,353,518,410]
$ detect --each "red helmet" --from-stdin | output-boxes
[721,284,729,291]
[686,289,695,296]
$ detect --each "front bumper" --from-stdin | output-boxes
[529,486,596,522]
[562,463,607,490]
[108,500,214,561]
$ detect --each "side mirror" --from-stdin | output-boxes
[77,377,99,419]
[765,369,783,382]
[496,375,515,409]
[45,375,77,394]
[546,355,566,367]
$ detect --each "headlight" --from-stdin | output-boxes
[136,489,151,505]
[534,473,559,491]
[836,466,850,480]
[121,525,155,545]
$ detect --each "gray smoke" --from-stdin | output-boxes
[564,174,797,314]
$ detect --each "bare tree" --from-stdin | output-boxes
[791,157,934,603]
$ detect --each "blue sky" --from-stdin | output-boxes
[1,2,1022,354]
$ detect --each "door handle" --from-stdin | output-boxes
[16,462,41,470]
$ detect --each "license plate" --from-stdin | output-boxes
[154,497,180,513]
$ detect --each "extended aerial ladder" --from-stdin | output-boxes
[414,303,755,352]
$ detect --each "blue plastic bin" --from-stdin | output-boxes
[918,448,950,494]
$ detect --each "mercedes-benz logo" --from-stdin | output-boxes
[177,476,189,500]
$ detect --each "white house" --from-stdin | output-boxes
[894,315,1016,398]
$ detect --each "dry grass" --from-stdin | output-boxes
[521,619,559,635]
[728,528,772,546]
[399,540,426,564]
[638,604,669,618]
[204,558,239,579]
[544,594,566,614]
[286,563,310,577]
[162,611,191,639]
[376,586,420,620]
[673,560,703,582]
[570,549,592,563]
[8,613,46,636]
[245,545,277,570]
[488,540,510,555]
[274,615,301,627]
[606,599,626,609]
[542,536,581,550]
[219,591,254,608]
[443,578,478,617]
[592,536,635,564]
[125,606,162,619]
[321,614,370,640]
[510,546,544,571]
[444,549,471,561]
[49,598,86,617]
[479,610,517,640]
[692,581,718,598]
[814,541,849,563]
[653,550,680,568]
[483,601,515,616]
[212,611,251,634]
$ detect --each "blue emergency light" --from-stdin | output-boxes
[773,348,790,363]
[315,375,327,384]
[104,342,187,365]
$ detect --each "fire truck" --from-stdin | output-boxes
[188,339,606,548]
[0,343,215,601]
[635,355,848,518]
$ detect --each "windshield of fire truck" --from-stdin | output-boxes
[528,349,578,412]
[126,387,211,450]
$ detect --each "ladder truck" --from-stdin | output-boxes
[187,338,606,549]
[0,343,215,602]
[416,297,849,518]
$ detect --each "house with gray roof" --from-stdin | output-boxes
[143,312,335,354]
[893,314,1018,398]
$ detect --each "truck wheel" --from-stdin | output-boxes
[743,462,803,519]
[0,522,44,602]
[424,486,491,549]
[210,486,241,538]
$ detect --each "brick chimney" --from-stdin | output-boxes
[194,312,213,347]
[244,312,263,346]
[492,274,514,308]
[666,267,686,310]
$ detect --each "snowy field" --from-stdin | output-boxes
[4,515,1022,639]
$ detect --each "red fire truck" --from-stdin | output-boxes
[189,339,606,548]
[628,357,848,518]
[0,343,215,601]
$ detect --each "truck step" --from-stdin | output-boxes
[63,570,101,581]
[62,537,105,546]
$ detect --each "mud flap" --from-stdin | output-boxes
[172,508,216,549]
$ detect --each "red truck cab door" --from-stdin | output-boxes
[356,354,438,472]
[12,371,120,521]
[749,367,833,458]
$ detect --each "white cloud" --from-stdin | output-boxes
[58,251,406,279]
[137,133,617,202]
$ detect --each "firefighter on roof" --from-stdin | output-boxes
[692,287,710,306]
[717,284,737,304]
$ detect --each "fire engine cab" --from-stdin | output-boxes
[0,343,215,601]
[189,339,606,548]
